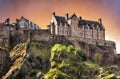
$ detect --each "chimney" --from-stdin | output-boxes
[79,16,82,20]
[65,13,69,20]
[16,19,19,23]
[52,12,55,16]
[5,18,10,25]
[98,18,102,24]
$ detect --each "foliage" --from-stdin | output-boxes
[51,44,86,61]
[45,44,87,79]
[45,68,70,79]
[93,53,102,64]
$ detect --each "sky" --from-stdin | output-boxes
[0,0,120,53]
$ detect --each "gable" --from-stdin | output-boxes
[19,21,25,28]
[69,14,79,25]
[70,13,78,20]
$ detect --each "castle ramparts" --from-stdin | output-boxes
[0,13,119,64]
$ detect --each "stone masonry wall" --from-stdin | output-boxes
[67,37,116,48]
[9,29,117,64]
[30,30,51,41]
[67,37,117,64]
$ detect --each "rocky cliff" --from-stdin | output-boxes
[1,41,120,79]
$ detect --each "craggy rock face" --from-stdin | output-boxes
[70,40,117,65]
[117,54,120,64]
[1,42,120,79]
[0,48,10,77]
[0,49,7,65]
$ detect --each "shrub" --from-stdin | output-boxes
[93,53,101,64]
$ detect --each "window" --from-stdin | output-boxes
[32,23,35,29]
[19,21,25,28]
[28,21,31,26]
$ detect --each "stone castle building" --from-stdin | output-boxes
[0,19,14,48]
[0,12,119,64]
[16,16,40,30]
[48,12,105,40]
[0,16,40,48]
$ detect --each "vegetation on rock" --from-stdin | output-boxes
[1,42,120,79]
[93,53,102,65]
[45,44,87,79]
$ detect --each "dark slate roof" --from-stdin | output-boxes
[54,14,104,30]
[20,16,29,22]
[69,13,78,19]
[19,16,40,30]
[54,16,66,24]
[79,19,105,30]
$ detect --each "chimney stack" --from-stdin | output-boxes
[79,16,82,20]
[5,18,10,25]
[98,18,102,24]
[16,19,19,23]
[52,12,55,16]
[65,13,69,20]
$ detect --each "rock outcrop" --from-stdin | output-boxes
[1,41,120,79]
[0,48,10,78]
[2,41,52,79]
[44,44,120,79]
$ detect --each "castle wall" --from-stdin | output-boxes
[50,23,55,35]
[87,28,93,39]
[98,30,105,40]
[70,16,79,37]
[67,37,116,48]
[93,27,98,40]
[30,30,51,41]
[58,23,70,36]
[67,36,117,64]
[79,26,84,38]
[0,25,10,48]
[117,54,120,64]
[58,23,64,35]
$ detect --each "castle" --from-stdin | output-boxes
[48,12,105,40]
[0,16,40,48]
[0,12,119,64]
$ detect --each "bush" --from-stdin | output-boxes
[93,53,101,64]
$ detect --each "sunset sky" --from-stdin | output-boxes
[0,0,120,53]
